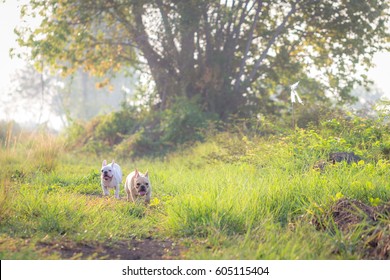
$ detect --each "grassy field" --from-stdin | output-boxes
[1,118,389,260]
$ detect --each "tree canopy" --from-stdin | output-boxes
[15,0,390,119]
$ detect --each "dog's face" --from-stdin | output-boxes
[133,171,150,197]
[101,160,114,182]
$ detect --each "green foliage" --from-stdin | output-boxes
[64,109,136,155]
[288,113,390,164]
[121,98,214,157]
[160,98,213,144]
[94,110,136,146]
[64,120,85,147]
[15,0,390,119]
[65,99,215,158]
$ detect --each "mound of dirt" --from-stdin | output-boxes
[313,152,362,171]
[331,199,380,231]
[312,198,390,259]
[329,152,361,164]
[38,237,182,260]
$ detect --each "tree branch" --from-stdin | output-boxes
[202,8,213,59]
[156,0,180,67]
[246,1,299,86]
[234,0,263,92]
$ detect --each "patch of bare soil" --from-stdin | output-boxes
[313,152,361,171]
[312,198,390,259]
[38,237,182,260]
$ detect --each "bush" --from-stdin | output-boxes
[296,104,345,128]
[64,98,216,158]
[64,109,137,154]
[94,110,136,146]
[159,98,212,144]
[64,96,390,160]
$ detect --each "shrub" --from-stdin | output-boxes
[160,98,213,144]
[115,98,217,158]
[63,119,86,148]
[94,110,136,146]
[64,109,137,154]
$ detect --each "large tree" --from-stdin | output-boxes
[15,0,389,119]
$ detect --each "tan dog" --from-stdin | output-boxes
[124,169,151,204]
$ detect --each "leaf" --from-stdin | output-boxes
[149,198,160,207]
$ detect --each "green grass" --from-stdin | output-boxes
[1,121,389,259]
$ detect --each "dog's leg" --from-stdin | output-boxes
[102,184,109,196]
[125,182,130,202]
[115,185,120,199]
[145,193,151,204]
[130,189,138,202]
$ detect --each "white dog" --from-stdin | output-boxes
[101,160,122,199]
[124,169,152,204]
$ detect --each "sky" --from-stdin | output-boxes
[0,1,24,90]
[1,1,390,131]
[0,0,57,128]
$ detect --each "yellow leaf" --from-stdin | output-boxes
[369,197,381,207]
[149,198,160,207]
[333,192,344,201]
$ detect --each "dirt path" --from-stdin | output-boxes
[38,237,182,260]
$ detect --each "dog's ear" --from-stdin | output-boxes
[102,160,107,167]
[134,169,139,178]
[111,159,115,166]
[144,171,149,178]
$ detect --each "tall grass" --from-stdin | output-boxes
[6,186,152,242]
[1,124,64,179]
[162,159,389,234]
[1,115,389,259]
[26,133,64,173]
[0,178,13,224]
[153,130,390,259]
